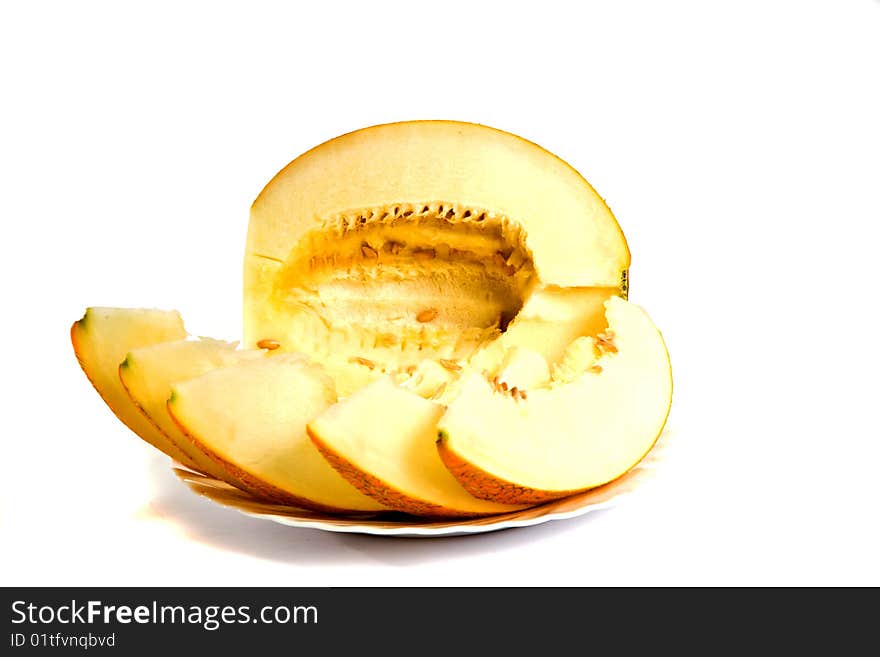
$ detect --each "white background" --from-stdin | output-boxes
[1,1,878,586]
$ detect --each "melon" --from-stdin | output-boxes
[71,307,192,465]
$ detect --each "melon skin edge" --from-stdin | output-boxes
[118,358,213,475]
[436,297,674,504]
[307,425,511,518]
[69,308,197,469]
[166,394,374,515]
[435,385,672,506]
[435,432,583,505]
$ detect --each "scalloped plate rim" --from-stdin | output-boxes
[169,433,667,538]
[229,493,628,537]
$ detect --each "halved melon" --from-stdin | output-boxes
[71,307,193,465]
[437,297,672,505]
[243,120,630,395]
[166,354,387,513]
[307,377,523,517]
[119,338,266,480]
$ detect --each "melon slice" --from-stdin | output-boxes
[119,338,266,479]
[307,377,523,517]
[437,297,672,504]
[243,120,630,395]
[166,354,386,513]
[71,307,193,465]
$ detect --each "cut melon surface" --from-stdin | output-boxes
[119,338,266,480]
[307,377,523,517]
[70,307,193,465]
[166,354,387,513]
[437,297,672,504]
[243,120,630,396]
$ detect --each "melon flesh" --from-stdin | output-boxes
[243,120,629,396]
[71,307,192,465]
[467,287,615,374]
[437,297,672,504]
[166,354,386,513]
[119,338,266,480]
[307,377,523,517]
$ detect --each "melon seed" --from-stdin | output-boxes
[416,308,438,323]
[595,332,618,353]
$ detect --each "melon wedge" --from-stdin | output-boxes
[308,377,523,517]
[71,307,193,465]
[119,338,266,480]
[166,354,386,513]
[437,297,672,504]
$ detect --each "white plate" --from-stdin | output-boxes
[173,435,667,538]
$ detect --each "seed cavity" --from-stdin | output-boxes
[360,244,378,259]
[256,339,281,350]
[416,308,439,323]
